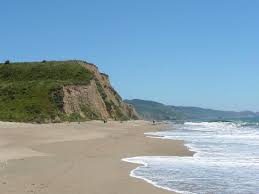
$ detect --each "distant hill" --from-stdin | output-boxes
[125,99,257,121]
[0,60,139,123]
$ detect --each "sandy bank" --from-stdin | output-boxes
[0,120,192,194]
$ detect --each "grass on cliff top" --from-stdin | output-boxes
[0,61,93,122]
[0,61,92,83]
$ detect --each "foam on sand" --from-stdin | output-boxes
[123,120,259,194]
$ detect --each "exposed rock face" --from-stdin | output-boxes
[0,60,138,123]
[63,80,109,119]
[62,61,139,120]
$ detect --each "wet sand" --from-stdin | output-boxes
[0,120,193,194]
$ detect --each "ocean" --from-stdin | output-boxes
[123,119,259,194]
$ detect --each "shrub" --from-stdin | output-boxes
[4,60,10,64]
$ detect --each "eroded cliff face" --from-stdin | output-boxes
[62,61,139,120]
[0,60,138,123]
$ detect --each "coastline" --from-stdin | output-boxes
[0,120,193,194]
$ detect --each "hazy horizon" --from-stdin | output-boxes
[1,0,258,112]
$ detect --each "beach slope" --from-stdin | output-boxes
[0,121,192,194]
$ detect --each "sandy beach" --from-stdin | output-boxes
[0,120,193,194]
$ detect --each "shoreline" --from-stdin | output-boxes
[0,120,193,194]
[122,126,197,194]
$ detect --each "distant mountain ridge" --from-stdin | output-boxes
[125,99,258,121]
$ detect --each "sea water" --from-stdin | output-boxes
[123,120,259,194]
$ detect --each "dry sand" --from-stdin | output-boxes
[0,120,193,194]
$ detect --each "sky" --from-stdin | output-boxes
[0,0,258,111]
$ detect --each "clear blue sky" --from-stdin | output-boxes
[1,0,258,111]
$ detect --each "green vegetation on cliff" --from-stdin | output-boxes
[0,60,139,123]
[0,61,93,122]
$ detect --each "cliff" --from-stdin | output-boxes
[0,60,139,123]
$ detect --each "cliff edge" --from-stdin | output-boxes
[0,60,139,122]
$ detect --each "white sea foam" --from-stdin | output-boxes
[122,157,195,194]
[123,120,259,194]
